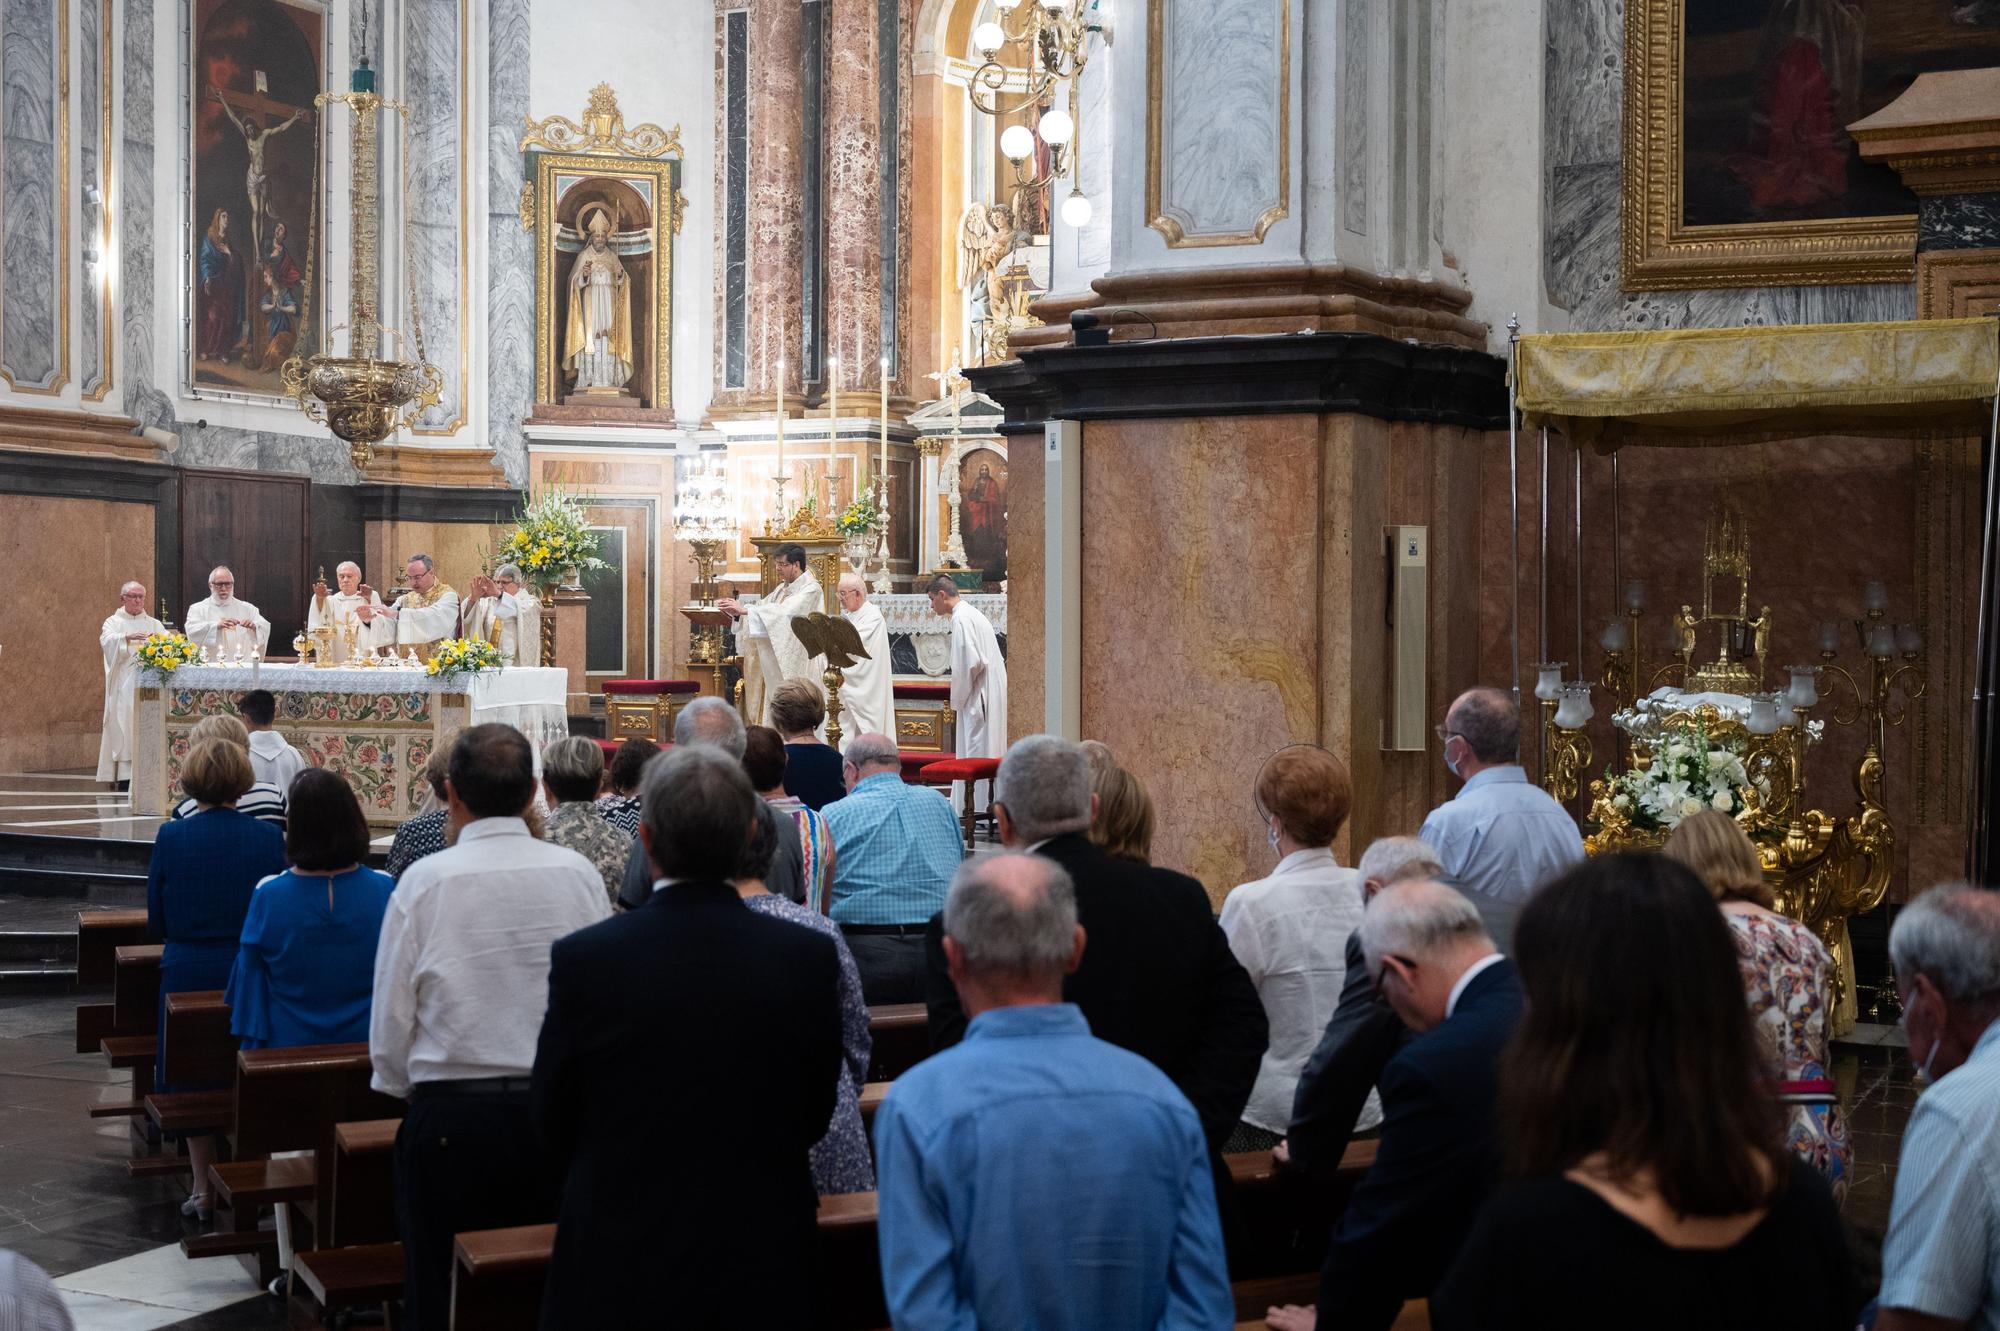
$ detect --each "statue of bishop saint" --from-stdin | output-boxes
[563,207,634,395]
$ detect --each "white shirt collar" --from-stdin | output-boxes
[1272,846,1338,876]
[650,877,685,894]
[1023,838,1052,854]
[1446,952,1506,1019]
[456,816,530,844]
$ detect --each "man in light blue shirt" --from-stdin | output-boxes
[822,731,967,1003]
[1418,687,1583,952]
[1876,884,2000,1331]
[873,853,1234,1331]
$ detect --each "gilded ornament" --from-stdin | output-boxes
[520,83,683,160]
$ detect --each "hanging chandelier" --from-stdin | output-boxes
[280,61,442,470]
[969,0,1105,228]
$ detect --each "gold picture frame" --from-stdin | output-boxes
[1622,0,1922,292]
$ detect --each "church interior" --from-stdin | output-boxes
[3,0,2000,1326]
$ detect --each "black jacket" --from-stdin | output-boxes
[1316,957,1524,1331]
[531,879,842,1328]
[1286,929,1409,1179]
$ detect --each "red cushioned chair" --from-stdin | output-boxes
[918,755,1002,851]
[600,679,701,743]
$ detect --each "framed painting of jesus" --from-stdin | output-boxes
[187,0,325,399]
[1624,0,2000,291]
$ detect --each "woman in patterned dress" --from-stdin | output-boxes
[744,726,836,913]
[1666,809,1851,1204]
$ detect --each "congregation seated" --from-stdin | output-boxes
[874,853,1233,1328]
[1283,835,1441,1178]
[238,688,306,791]
[744,724,835,912]
[822,731,967,1004]
[148,736,288,1220]
[593,735,656,837]
[1875,884,2000,1331]
[384,740,453,879]
[1427,853,1857,1330]
[732,790,872,1193]
[1666,809,1851,1202]
[171,714,287,827]
[368,723,610,1331]
[531,745,842,1327]
[1089,763,1156,864]
[1267,878,1521,1331]
[539,735,631,907]
[771,679,846,810]
[1220,745,1362,1154]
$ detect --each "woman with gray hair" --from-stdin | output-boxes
[541,735,632,905]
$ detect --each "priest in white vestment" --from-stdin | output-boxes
[365,554,461,658]
[930,575,1007,807]
[833,571,894,753]
[719,543,824,728]
[462,564,544,666]
[306,562,389,663]
[97,582,165,783]
[184,566,271,658]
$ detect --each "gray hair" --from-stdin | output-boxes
[336,561,360,577]
[207,565,233,584]
[994,734,1092,842]
[675,695,748,758]
[943,853,1078,979]
[540,734,606,802]
[837,570,866,594]
[641,745,757,881]
[845,732,901,771]
[1358,879,1489,974]
[1890,884,2000,1008]
[406,553,436,573]
[120,580,145,596]
[494,563,523,582]
[1448,687,1520,764]
[1358,836,1444,888]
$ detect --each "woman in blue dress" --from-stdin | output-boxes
[146,737,287,1219]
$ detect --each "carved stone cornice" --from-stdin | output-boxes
[0,404,161,463]
[1852,69,2000,196]
[358,444,507,488]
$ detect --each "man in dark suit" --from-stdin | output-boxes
[1266,879,1523,1331]
[531,745,842,1329]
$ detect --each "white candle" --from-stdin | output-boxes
[879,356,890,496]
[776,357,786,475]
[828,356,840,444]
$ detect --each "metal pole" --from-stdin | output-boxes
[1970,321,2000,882]
[1611,450,1622,608]
[1508,315,1522,704]
[1538,423,1550,777]
[1574,440,1584,670]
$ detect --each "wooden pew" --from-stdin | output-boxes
[865,1003,929,1082]
[110,944,162,1041]
[143,991,236,1145]
[329,1119,401,1247]
[75,909,150,1055]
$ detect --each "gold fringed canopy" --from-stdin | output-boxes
[1516,318,1999,447]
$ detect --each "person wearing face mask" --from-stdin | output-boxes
[1418,687,1584,952]
[1874,884,2000,1331]
[1218,746,1363,1153]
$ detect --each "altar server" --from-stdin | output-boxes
[930,574,1007,775]
[307,562,389,663]
[98,581,166,784]
[364,554,461,659]
[719,543,825,729]
[463,564,543,666]
[833,572,894,753]
[185,566,271,658]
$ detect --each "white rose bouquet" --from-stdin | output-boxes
[1604,716,1760,832]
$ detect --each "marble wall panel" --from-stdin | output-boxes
[1007,432,1044,742]
[1151,0,1286,243]
[825,0,880,389]
[121,0,171,430]
[743,0,804,400]
[487,0,532,484]
[0,496,155,771]
[1921,193,2000,253]
[406,0,468,437]
[1337,0,1367,237]
[800,0,824,379]
[79,0,107,398]
[2,0,62,389]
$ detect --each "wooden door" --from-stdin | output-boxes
[179,470,311,652]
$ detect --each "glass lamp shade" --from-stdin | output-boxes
[1623,578,1646,613]
[1533,663,1566,703]
[999,123,1037,162]
[1864,580,1890,614]
[1036,108,1075,146]
[993,0,1023,8]
[973,20,1007,55]
[1039,0,1067,10]
[1554,683,1595,730]
[1897,623,1924,656]
[1745,693,1781,736]
[1060,191,1092,227]
[1817,621,1843,654]
[1866,624,1897,658]
[1785,666,1819,711]
[1599,619,1630,651]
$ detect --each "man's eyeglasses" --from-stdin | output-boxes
[1370,954,1418,997]
[1433,725,1461,744]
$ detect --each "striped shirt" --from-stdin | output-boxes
[0,1250,71,1331]
[770,795,836,913]
[821,772,965,925]
[172,782,287,829]
[1879,1016,2000,1329]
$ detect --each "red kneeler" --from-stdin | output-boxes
[917,756,1002,851]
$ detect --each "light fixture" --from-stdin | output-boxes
[999,123,1037,162]
[973,20,1007,56]
[1035,107,1074,146]
[1059,189,1091,227]
[967,0,1101,227]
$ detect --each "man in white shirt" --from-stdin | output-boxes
[184,566,271,658]
[368,723,609,1331]
[97,581,165,785]
[237,689,306,792]
[462,563,543,666]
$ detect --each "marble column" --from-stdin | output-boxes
[722,0,807,411]
[824,0,881,395]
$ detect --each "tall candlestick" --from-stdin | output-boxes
[776,358,787,475]
[828,356,840,441]
[878,357,889,494]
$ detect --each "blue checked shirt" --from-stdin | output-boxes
[1879,1016,2000,1329]
[821,772,965,925]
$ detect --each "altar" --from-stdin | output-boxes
[132,664,570,826]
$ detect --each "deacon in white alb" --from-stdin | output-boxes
[306,562,389,663]
[833,571,894,752]
[462,563,543,666]
[363,554,461,658]
[97,581,166,783]
[929,573,1007,801]
[184,566,271,658]
[718,542,825,728]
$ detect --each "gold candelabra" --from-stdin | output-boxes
[969,0,1100,229]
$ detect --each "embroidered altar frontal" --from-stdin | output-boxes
[132,664,569,826]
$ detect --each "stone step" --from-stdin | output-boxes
[0,960,76,993]
[0,930,76,966]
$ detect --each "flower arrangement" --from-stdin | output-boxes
[495,487,612,589]
[1602,716,1761,832]
[836,488,883,538]
[424,637,506,679]
[136,632,202,678]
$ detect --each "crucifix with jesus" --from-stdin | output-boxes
[211,72,310,264]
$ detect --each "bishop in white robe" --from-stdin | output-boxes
[184,566,271,658]
[462,564,544,666]
[930,577,1007,807]
[98,582,166,783]
[719,544,824,729]
[306,562,389,663]
[833,572,895,753]
[367,555,461,658]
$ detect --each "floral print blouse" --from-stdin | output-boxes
[545,801,633,907]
